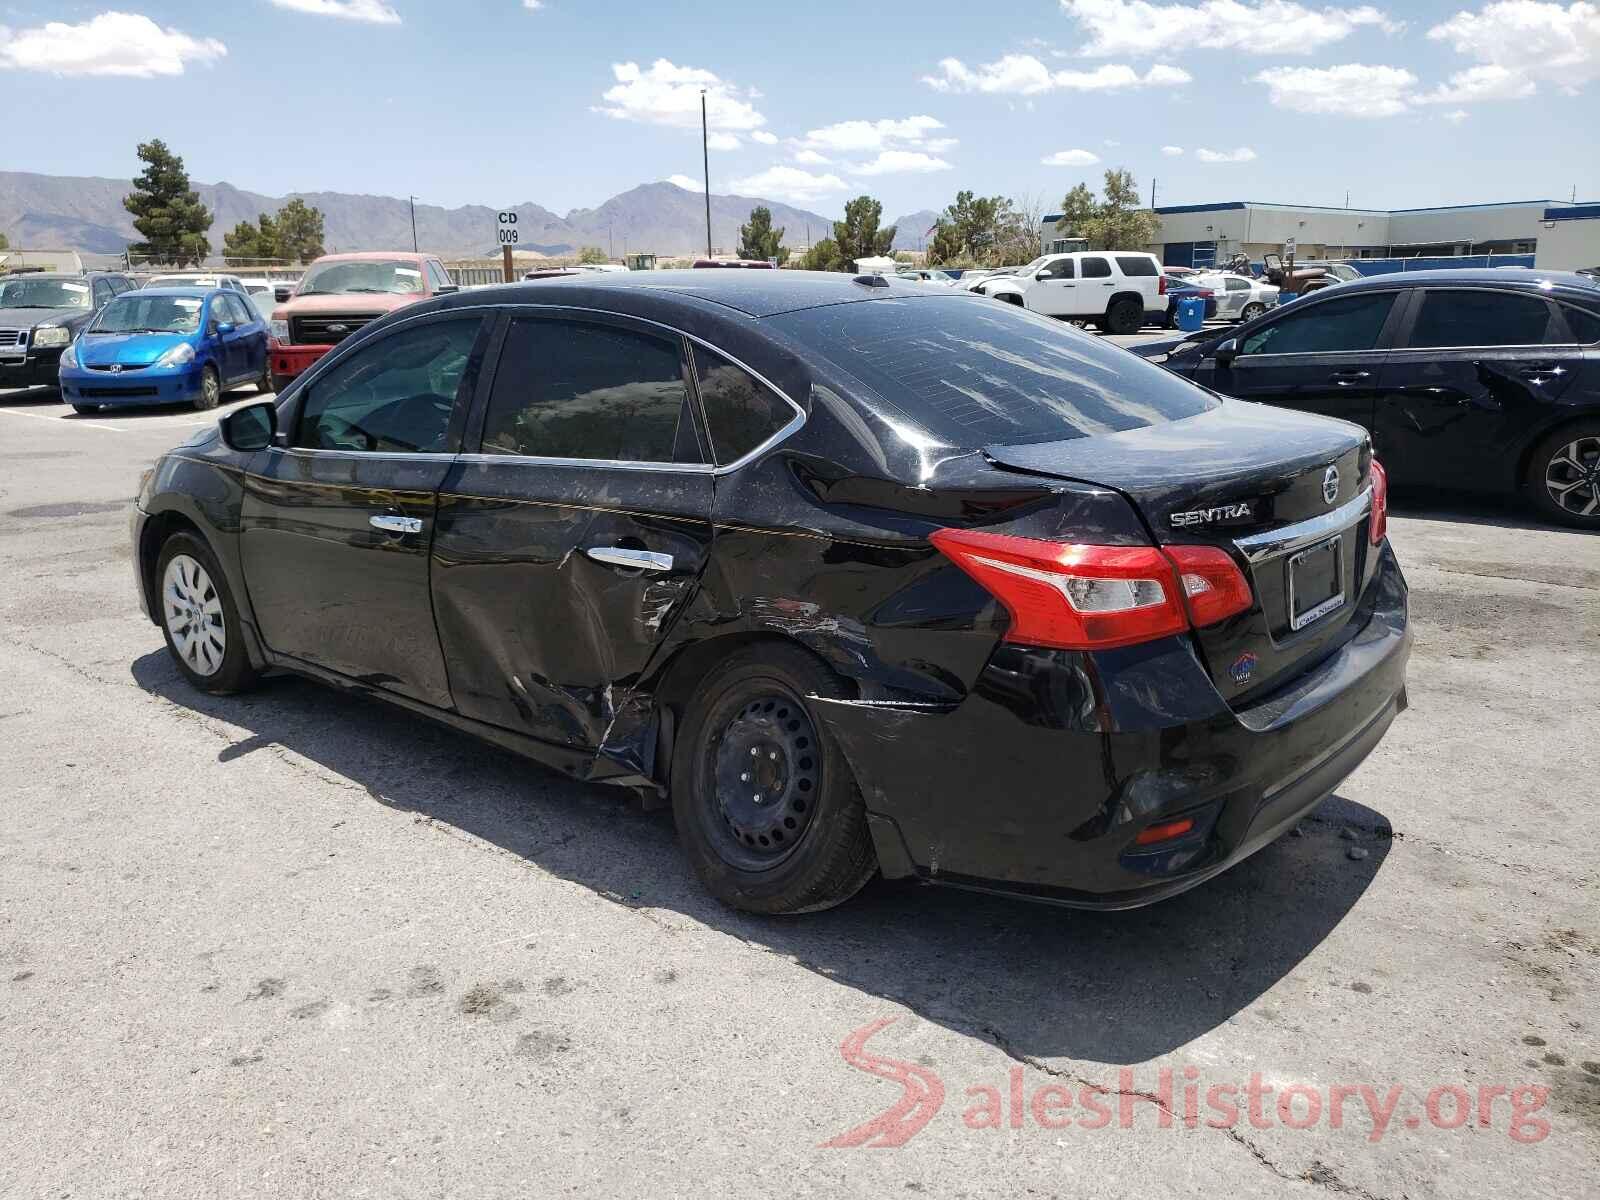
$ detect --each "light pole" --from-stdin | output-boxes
[409,195,419,252]
[701,89,713,259]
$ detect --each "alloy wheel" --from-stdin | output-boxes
[1544,435,1600,519]
[197,369,220,411]
[710,690,821,867]
[163,554,226,676]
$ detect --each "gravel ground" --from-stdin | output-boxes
[1,379,1596,1199]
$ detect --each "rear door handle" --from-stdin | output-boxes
[586,545,674,572]
[370,514,423,535]
[1330,370,1371,386]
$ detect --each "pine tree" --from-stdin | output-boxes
[123,140,211,266]
[832,196,895,265]
[274,199,325,262]
[737,206,788,264]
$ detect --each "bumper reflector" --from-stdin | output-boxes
[1134,817,1196,845]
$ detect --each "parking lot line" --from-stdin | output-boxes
[0,406,125,433]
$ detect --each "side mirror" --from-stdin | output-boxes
[1213,337,1240,367]
[273,285,294,303]
[220,400,276,452]
[434,283,460,295]
[214,321,236,336]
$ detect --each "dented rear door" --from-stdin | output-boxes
[429,308,714,753]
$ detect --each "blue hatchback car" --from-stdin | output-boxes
[59,287,269,413]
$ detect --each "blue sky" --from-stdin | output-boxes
[1,1,1596,220]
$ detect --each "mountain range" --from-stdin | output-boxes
[0,170,938,261]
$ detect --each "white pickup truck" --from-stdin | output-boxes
[973,250,1166,334]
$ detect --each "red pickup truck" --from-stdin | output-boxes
[266,251,458,392]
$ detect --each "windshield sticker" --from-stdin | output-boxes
[63,283,89,293]
[394,268,422,277]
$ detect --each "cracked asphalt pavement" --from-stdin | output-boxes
[2,381,1597,1198]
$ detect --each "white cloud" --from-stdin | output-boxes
[270,0,401,22]
[1195,146,1258,162]
[1061,0,1400,56]
[1161,144,1186,156]
[750,130,779,144]
[1416,63,1537,103]
[1428,1,1600,88]
[797,115,948,153]
[793,149,832,165]
[729,166,852,205]
[0,12,226,77]
[666,174,704,192]
[923,54,1190,93]
[596,59,766,135]
[850,150,953,175]
[1442,108,1471,122]
[1041,148,1101,166]
[705,131,741,150]
[1252,63,1418,115]
[523,0,542,8]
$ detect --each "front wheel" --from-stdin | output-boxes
[1104,297,1142,335]
[1527,423,1600,528]
[155,532,260,694]
[192,365,221,412]
[71,403,99,415]
[254,361,272,394]
[671,645,877,914]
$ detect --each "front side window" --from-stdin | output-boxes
[692,344,795,464]
[89,294,204,334]
[295,316,481,453]
[1037,259,1075,280]
[92,280,113,307]
[0,277,92,310]
[1405,290,1555,348]
[1242,291,1397,356]
[427,261,453,291]
[297,259,427,297]
[1563,306,1600,344]
[221,294,253,325]
[1080,257,1111,279]
[480,318,690,464]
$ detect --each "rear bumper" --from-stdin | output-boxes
[817,544,1411,908]
[269,341,333,380]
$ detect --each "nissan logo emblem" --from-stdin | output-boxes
[1322,465,1340,506]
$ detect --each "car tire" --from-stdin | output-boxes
[192,365,221,412]
[269,373,292,395]
[71,403,99,415]
[1240,302,1266,322]
[997,293,1023,306]
[671,644,878,915]
[154,531,261,695]
[1105,297,1143,335]
[1526,421,1600,528]
[255,362,273,394]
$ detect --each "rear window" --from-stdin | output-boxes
[1115,256,1158,277]
[769,296,1216,445]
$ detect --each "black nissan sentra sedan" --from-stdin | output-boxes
[132,271,1411,914]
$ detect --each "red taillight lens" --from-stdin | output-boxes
[1158,275,1168,295]
[1196,288,1214,298]
[1166,544,1254,628]
[1368,458,1388,546]
[930,529,1253,651]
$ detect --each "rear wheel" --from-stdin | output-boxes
[192,365,221,412]
[71,403,99,415]
[1105,297,1142,335]
[155,532,260,694]
[671,645,877,914]
[1527,422,1600,528]
[1240,302,1266,322]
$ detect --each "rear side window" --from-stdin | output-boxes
[1115,256,1158,277]
[1242,291,1396,355]
[480,318,690,463]
[1226,277,1250,292]
[1563,306,1600,344]
[770,296,1215,446]
[692,345,795,464]
[1406,290,1554,348]
[1081,257,1111,279]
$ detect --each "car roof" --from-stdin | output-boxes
[451,269,960,318]
[1335,267,1600,300]
[307,252,428,264]
[131,286,218,297]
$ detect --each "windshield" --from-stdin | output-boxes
[0,278,92,309]
[1329,264,1360,281]
[772,296,1216,446]
[90,294,204,334]
[297,259,425,296]
[1012,257,1049,276]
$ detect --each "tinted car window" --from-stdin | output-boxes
[692,344,795,464]
[1242,291,1396,355]
[1405,290,1554,348]
[1115,256,1158,277]
[296,316,480,453]
[1563,306,1600,344]
[770,297,1215,445]
[1081,257,1111,279]
[480,318,688,463]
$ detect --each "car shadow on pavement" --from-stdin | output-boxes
[131,649,1392,1065]
[1389,487,1583,534]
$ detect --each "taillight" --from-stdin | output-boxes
[1196,288,1214,298]
[1369,458,1389,546]
[1135,817,1195,845]
[1158,274,1168,295]
[929,528,1252,651]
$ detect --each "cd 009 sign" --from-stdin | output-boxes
[497,211,518,246]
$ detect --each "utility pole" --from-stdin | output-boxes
[1345,190,1351,209]
[1150,177,1156,210]
[409,195,419,252]
[701,90,713,259]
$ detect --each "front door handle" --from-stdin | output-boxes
[586,545,674,572]
[370,514,423,535]
[1330,370,1371,386]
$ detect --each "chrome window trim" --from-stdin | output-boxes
[455,452,715,475]
[1233,489,1372,564]
[277,447,460,462]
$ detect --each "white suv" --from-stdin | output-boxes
[977,251,1165,333]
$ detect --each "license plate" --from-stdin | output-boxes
[1287,536,1345,631]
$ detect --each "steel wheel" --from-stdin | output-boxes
[1543,434,1600,519]
[162,553,226,677]
[710,690,822,869]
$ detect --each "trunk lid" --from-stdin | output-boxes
[984,400,1376,703]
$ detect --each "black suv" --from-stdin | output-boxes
[1134,269,1600,527]
[0,271,138,390]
